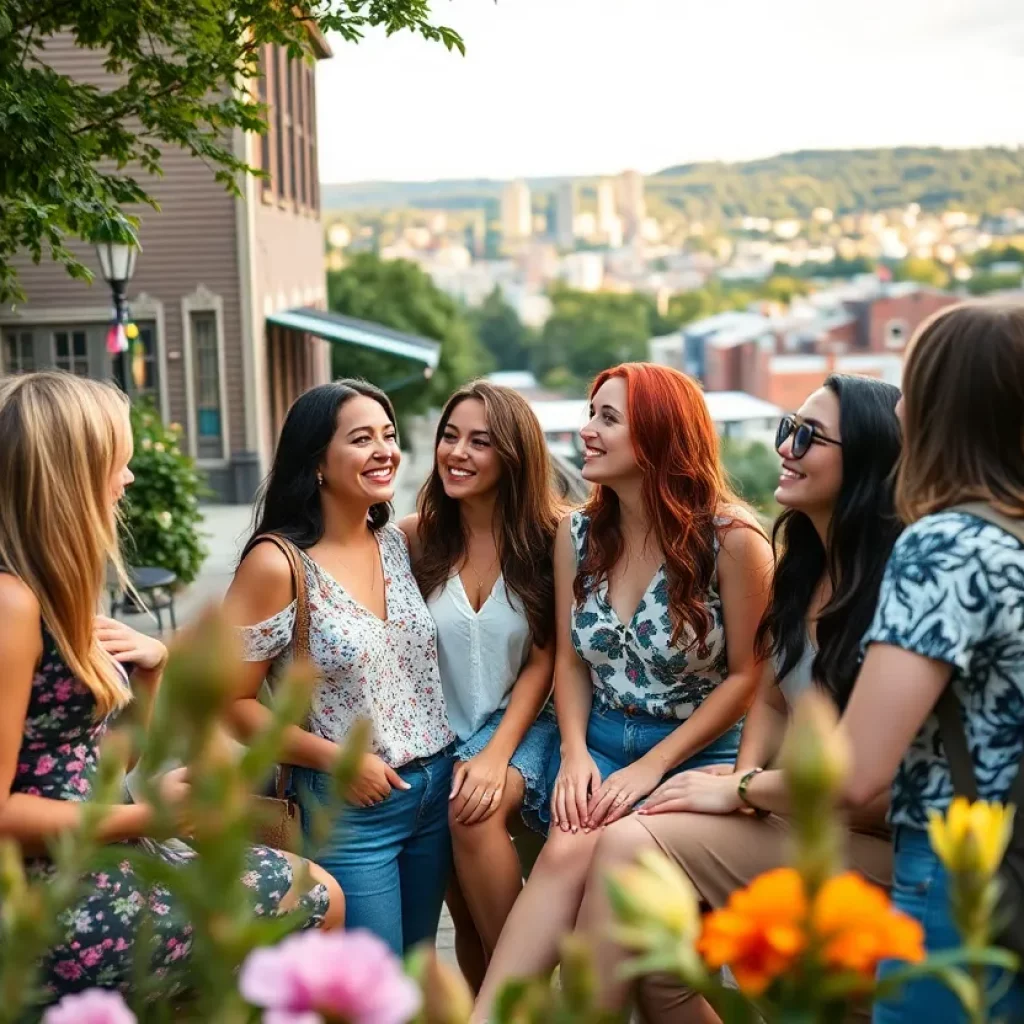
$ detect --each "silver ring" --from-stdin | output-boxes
[483,791,494,801]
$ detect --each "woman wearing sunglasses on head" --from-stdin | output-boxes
[573,375,903,1023]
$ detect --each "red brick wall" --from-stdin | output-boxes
[866,292,957,352]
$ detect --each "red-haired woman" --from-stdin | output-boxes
[472,363,773,1019]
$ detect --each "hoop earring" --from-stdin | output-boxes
[316,471,324,487]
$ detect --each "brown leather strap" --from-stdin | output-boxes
[251,534,312,800]
[251,534,310,659]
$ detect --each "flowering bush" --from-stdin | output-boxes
[121,400,207,585]
[0,621,1016,1024]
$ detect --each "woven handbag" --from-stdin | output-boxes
[249,534,311,853]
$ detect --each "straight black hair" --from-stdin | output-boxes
[243,379,396,557]
[755,374,903,710]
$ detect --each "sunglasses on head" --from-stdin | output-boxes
[775,414,842,460]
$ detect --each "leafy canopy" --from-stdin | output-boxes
[0,1,463,303]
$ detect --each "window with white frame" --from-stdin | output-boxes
[2,330,35,373]
[190,310,224,459]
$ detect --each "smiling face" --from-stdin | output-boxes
[775,386,844,515]
[320,395,401,506]
[436,397,502,501]
[579,376,640,486]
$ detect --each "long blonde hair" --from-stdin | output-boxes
[0,372,133,716]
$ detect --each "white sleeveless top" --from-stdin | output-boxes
[428,574,532,740]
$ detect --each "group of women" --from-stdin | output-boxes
[0,298,1022,1023]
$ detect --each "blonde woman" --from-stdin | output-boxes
[0,372,340,1006]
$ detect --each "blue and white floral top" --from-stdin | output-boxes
[865,510,1024,831]
[568,511,729,720]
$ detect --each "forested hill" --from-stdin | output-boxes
[321,147,1024,218]
[649,147,1024,219]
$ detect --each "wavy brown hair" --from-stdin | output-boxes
[575,363,752,651]
[897,300,1024,523]
[414,381,563,648]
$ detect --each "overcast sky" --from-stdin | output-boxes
[315,0,1024,183]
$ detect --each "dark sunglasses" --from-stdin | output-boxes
[775,414,842,460]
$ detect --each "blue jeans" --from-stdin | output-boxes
[293,748,454,955]
[542,706,742,823]
[873,826,1024,1023]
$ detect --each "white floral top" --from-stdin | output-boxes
[239,525,455,768]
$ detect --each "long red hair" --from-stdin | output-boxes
[574,362,746,650]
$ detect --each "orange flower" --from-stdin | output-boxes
[697,869,925,997]
[812,872,925,978]
[697,868,808,995]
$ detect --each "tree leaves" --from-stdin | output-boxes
[0,1,465,303]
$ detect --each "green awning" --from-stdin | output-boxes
[267,307,440,369]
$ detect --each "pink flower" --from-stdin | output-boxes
[239,929,420,1024]
[42,989,135,1024]
[34,755,56,776]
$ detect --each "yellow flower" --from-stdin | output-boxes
[610,849,702,941]
[698,868,808,995]
[928,798,1014,879]
[812,872,925,978]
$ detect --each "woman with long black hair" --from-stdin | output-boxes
[576,374,903,1022]
[224,380,455,956]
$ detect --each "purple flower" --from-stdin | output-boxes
[239,929,421,1024]
[42,989,137,1024]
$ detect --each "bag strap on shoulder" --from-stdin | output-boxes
[251,534,310,659]
[250,534,312,797]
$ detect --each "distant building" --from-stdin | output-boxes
[616,170,646,242]
[559,252,605,292]
[596,179,620,246]
[501,180,533,243]
[650,286,958,411]
[555,181,577,250]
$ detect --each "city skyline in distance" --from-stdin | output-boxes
[315,0,1024,184]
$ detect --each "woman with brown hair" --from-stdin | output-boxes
[0,372,337,1007]
[399,381,562,986]
[729,301,1024,1022]
[472,363,773,1021]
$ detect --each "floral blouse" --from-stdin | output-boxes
[865,510,1024,831]
[569,511,729,720]
[240,525,455,768]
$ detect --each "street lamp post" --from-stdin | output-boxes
[95,240,139,391]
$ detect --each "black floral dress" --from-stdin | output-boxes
[10,626,328,1001]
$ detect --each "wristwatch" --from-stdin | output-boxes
[737,767,769,817]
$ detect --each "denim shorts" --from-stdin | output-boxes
[455,704,559,834]
[873,826,1024,1023]
[538,706,742,829]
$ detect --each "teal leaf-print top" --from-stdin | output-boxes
[569,512,729,720]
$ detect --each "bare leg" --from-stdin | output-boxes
[451,767,527,959]
[446,876,487,992]
[576,817,720,1023]
[471,827,601,1023]
[280,852,346,930]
